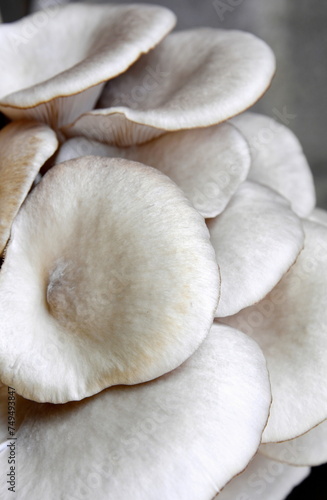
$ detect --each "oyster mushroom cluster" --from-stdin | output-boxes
[0,3,326,499]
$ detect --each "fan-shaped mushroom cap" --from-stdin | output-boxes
[0,120,58,255]
[0,156,219,403]
[208,182,304,317]
[0,325,271,500]
[222,219,327,443]
[64,29,276,146]
[215,454,310,500]
[231,112,316,217]
[56,123,251,218]
[260,420,327,466]
[0,3,176,128]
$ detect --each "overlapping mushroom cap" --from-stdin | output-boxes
[55,123,252,218]
[231,112,316,217]
[0,156,219,403]
[0,120,58,254]
[208,181,304,317]
[222,219,327,444]
[0,3,176,128]
[0,325,271,499]
[64,28,275,145]
[216,453,310,500]
[0,2,325,499]
[260,419,327,467]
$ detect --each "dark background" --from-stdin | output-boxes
[0,1,326,498]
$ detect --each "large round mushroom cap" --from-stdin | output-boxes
[0,3,176,127]
[65,29,276,145]
[0,325,271,500]
[0,156,219,403]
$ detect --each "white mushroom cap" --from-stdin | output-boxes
[222,219,327,443]
[216,454,310,500]
[0,3,176,128]
[0,156,219,403]
[231,112,316,217]
[64,29,276,145]
[208,181,304,317]
[260,419,327,466]
[55,122,251,218]
[0,324,271,500]
[0,120,58,255]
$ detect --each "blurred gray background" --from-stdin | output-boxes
[1,0,327,210]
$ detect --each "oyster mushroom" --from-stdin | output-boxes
[64,29,276,145]
[222,219,327,443]
[55,122,251,218]
[0,3,176,129]
[208,181,304,317]
[260,419,327,466]
[0,156,219,403]
[0,120,58,255]
[0,324,271,500]
[216,453,310,500]
[231,112,316,217]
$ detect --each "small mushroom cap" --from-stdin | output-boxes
[0,120,58,255]
[222,219,327,443]
[209,182,304,317]
[56,122,251,218]
[64,29,276,145]
[232,112,316,217]
[0,325,271,500]
[0,3,176,127]
[216,454,310,500]
[260,419,327,466]
[0,156,219,403]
